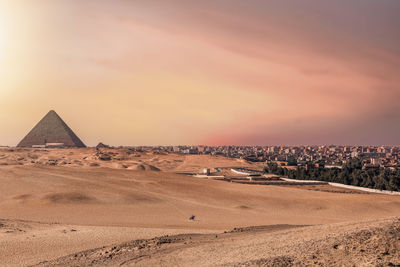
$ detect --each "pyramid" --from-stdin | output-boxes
[17,110,86,148]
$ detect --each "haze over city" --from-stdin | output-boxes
[1,0,400,146]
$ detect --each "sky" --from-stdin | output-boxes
[0,0,399,146]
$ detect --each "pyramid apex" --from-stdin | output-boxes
[46,110,60,117]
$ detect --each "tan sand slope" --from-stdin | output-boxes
[2,165,400,229]
[34,217,400,266]
[0,218,213,266]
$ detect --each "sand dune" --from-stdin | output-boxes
[42,192,97,204]
[1,148,400,266]
[128,164,161,171]
[33,218,400,266]
[0,147,262,172]
[2,165,400,229]
[0,218,213,266]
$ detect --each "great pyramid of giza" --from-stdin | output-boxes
[17,110,86,148]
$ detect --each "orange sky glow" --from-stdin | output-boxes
[0,0,399,146]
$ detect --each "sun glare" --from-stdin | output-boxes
[0,4,11,76]
[0,13,5,62]
[0,6,9,88]
[0,1,12,62]
[0,21,3,54]
[0,33,4,56]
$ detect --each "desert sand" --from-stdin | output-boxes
[1,148,400,266]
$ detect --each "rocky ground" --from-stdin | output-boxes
[34,218,400,267]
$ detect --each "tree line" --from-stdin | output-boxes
[265,159,400,192]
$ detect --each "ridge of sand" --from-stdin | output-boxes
[33,217,400,266]
[0,218,215,266]
[0,148,262,172]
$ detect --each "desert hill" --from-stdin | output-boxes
[2,165,400,229]
[34,217,400,266]
[1,148,400,266]
[0,147,259,172]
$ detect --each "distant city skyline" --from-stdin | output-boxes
[0,1,399,146]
